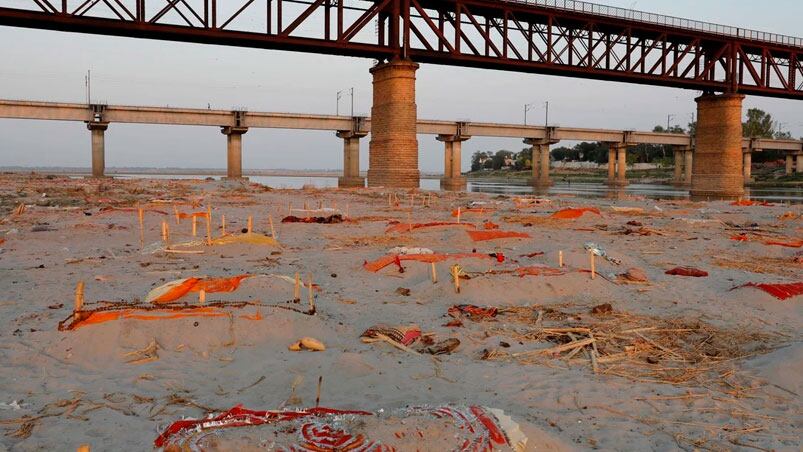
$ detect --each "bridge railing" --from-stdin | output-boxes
[504,0,803,48]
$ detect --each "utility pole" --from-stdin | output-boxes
[524,103,535,126]
[85,70,91,105]
[666,114,675,131]
[350,87,354,116]
[544,101,549,128]
[336,90,343,115]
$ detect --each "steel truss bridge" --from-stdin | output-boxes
[0,0,801,99]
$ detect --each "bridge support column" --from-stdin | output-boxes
[367,59,420,188]
[607,143,628,186]
[673,147,683,184]
[786,154,795,175]
[797,153,803,174]
[743,150,753,183]
[438,134,469,191]
[337,130,367,188]
[524,139,552,187]
[87,122,109,178]
[221,126,248,179]
[691,93,745,199]
[607,147,616,183]
[684,148,693,185]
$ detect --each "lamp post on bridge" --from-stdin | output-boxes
[336,88,355,116]
[666,114,676,131]
[524,101,549,126]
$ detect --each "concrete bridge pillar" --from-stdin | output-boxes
[743,150,753,183]
[221,126,248,179]
[607,143,628,186]
[367,59,420,188]
[785,153,795,175]
[797,153,803,174]
[673,147,683,184]
[87,122,109,178]
[684,148,694,185]
[524,139,552,187]
[437,134,469,191]
[337,130,367,188]
[691,93,745,199]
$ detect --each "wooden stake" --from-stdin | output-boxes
[199,289,206,304]
[345,203,349,218]
[589,250,596,279]
[293,272,301,301]
[315,375,323,408]
[221,214,226,236]
[205,206,212,245]
[173,205,180,225]
[407,211,412,233]
[137,207,144,249]
[559,250,564,268]
[268,214,276,239]
[451,265,461,293]
[161,221,168,243]
[457,207,461,224]
[431,262,438,283]
[191,215,197,237]
[164,222,170,248]
[307,275,316,315]
[74,281,84,313]
[247,215,253,233]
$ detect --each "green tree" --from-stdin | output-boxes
[470,151,491,172]
[742,108,775,138]
[491,150,515,170]
[514,147,532,170]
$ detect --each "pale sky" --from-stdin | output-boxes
[0,0,801,172]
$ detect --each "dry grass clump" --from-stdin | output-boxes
[711,255,803,277]
[476,304,784,387]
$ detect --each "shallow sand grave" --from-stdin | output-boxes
[0,173,801,450]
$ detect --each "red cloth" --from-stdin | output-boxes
[467,230,531,242]
[385,222,475,234]
[738,282,803,300]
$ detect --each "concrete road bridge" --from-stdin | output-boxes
[1,99,800,190]
[0,0,801,197]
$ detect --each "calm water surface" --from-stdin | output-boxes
[114,174,803,204]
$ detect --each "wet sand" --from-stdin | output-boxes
[0,173,800,450]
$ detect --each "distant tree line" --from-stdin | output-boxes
[469,108,797,171]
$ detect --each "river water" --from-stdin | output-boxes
[114,174,803,203]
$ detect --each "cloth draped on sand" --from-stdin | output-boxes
[363,253,497,272]
[466,230,531,242]
[550,207,601,219]
[734,282,803,301]
[385,222,475,234]
[154,405,527,451]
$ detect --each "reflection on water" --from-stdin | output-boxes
[114,174,803,204]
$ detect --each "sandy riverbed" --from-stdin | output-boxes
[0,173,800,451]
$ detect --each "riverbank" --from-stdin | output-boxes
[0,173,800,450]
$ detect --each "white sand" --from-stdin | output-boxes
[0,174,800,450]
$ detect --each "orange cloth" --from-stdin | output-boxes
[177,211,210,219]
[67,307,230,330]
[363,253,493,272]
[550,207,601,219]
[385,222,475,234]
[150,275,251,303]
[451,208,494,217]
[466,230,530,242]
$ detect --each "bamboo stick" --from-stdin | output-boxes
[513,337,595,357]
[199,289,206,304]
[205,206,212,245]
[269,214,276,239]
[221,214,226,236]
[293,272,301,301]
[315,375,323,408]
[137,207,144,249]
[307,275,316,315]
[589,250,596,279]
[173,205,180,225]
[558,250,564,268]
[191,216,197,237]
[247,215,253,233]
[74,281,85,313]
[431,262,437,283]
[457,207,461,224]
